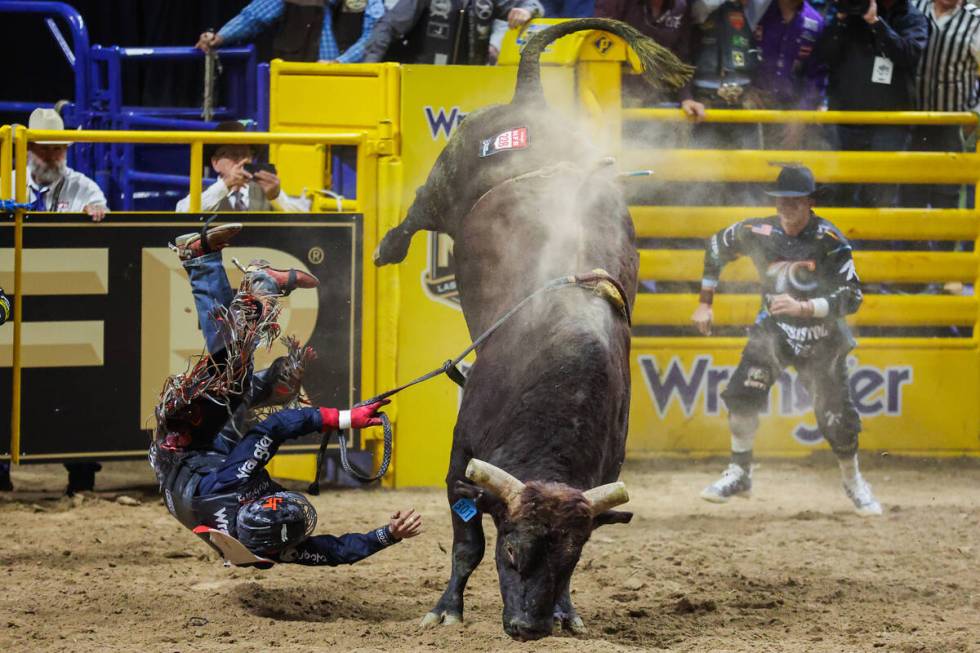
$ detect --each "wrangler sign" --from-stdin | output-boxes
[627,345,978,456]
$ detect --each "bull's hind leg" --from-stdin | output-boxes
[420,505,485,627]
[553,580,586,634]
[374,198,441,266]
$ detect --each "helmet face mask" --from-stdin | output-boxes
[236,492,317,554]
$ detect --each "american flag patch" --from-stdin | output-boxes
[751,224,773,236]
[480,127,529,157]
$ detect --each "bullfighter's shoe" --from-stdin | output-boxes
[245,259,319,296]
[843,476,882,517]
[172,221,242,260]
[700,463,752,503]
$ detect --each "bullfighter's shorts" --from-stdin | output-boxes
[721,321,861,458]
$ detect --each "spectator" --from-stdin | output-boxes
[176,121,309,213]
[18,109,107,222]
[595,0,704,118]
[4,109,107,494]
[196,0,385,64]
[687,0,764,204]
[690,0,761,112]
[362,0,542,64]
[814,0,927,207]
[905,0,980,212]
[753,0,827,147]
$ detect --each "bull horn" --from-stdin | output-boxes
[465,459,525,512]
[583,482,630,516]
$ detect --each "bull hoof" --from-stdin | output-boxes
[373,230,412,266]
[553,614,586,635]
[419,611,462,628]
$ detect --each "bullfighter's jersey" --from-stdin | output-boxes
[150,407,397,566]
[702,213,863,353]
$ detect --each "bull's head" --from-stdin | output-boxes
[461,458,631,640]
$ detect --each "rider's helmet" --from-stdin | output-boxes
[236,491,317,554]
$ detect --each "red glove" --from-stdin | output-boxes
[319,399,390,431]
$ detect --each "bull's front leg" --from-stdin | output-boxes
[553,578,586,635]
[420,498,485,627]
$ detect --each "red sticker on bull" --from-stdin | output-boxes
[480,127,528,157]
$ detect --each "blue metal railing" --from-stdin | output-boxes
[0,2,270,210]
[0,1,90,123]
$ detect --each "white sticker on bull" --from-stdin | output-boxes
[479,127,528,157]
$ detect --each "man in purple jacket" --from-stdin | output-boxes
[753,0,827,146]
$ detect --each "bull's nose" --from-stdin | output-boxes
[505,619,551,641]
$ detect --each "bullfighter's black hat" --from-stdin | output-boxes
[765,165,817,198]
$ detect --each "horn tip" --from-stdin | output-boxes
[464,458,482,481]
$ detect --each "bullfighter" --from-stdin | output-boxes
[691,165,882,516]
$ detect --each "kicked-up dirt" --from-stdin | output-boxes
[0,455,977,652]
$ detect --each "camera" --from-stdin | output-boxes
[243,162,277,176]
[838,0,871,15]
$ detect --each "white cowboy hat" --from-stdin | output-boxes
[28,108,72,146]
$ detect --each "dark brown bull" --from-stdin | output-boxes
[374,19,690,640]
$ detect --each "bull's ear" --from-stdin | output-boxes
[454,479,507,516]
[592,510,633,528]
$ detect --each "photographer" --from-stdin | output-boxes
[176,121,308,213]
[815,0,927,207]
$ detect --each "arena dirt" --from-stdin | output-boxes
[0,456,977,653]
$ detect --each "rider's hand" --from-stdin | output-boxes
[319,399,390,431]
[692,302,713,336]
[388,508,423,540]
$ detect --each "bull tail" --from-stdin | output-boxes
[512,18,694,106]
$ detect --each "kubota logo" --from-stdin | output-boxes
[637,354,912,445]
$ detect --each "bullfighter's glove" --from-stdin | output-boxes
[319,399,390,431]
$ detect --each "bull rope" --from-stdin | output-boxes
[308,269,631,490]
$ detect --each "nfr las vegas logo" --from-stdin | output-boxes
[638,354,912,445]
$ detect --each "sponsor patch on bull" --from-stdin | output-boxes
[479,127,528,157]
[638,354,912,445]
[422,232,461,308]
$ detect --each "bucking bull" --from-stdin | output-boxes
[375,19,691,640]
